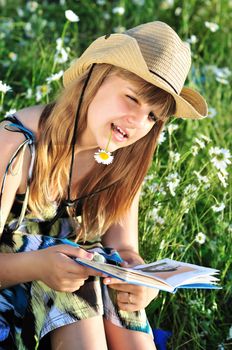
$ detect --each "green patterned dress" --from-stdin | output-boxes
[0,115,152,350]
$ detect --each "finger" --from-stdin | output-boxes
[117,301,140,312]
[103,277,127,285]
[117,291,134,304]
[57,245,94,260]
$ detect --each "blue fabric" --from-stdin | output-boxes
[153,328,172,350]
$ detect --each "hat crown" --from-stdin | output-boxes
[125,21,191,94]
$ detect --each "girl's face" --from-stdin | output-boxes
[79,74,163,152]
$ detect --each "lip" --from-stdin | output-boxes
[111,123,129,141]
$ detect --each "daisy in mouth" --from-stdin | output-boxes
[94,129,114,165]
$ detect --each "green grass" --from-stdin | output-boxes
[0,1,231,349]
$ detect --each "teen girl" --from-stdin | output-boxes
[0,21,207,350]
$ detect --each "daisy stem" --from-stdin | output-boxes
[105,129,112,152]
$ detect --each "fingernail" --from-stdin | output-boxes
[86,252,94,259]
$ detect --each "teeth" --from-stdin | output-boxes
[112,123,127,138]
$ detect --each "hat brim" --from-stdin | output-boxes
[63,33,208,119]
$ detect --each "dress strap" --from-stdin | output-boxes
[0,115,36,232]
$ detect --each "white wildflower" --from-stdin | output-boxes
[216,77,229,85]
[186,35,198,44]
[4,109,16,117]
[191,145,199,156]
[209,147,231,173]
[184,184,198,199]
[54,47,70,64]
[144,174,154,182]
[167,123,179,135]
[161,0,174,9]
[112,6,125,15]
[65,10,79,22]
[194,171,209,184]
[113,26,126,33]
[205,21,219,32]
[174,7,182,16]
[158,130,166,144]
[217,171,228,188]
[149,182,159,192]
[206,66,231,81]
[150,208,165,226]
[208,107,217,118]
[94,149,114,165]
[195,137,205,149]
[56,38,63,51]
[35,84,51,102]
[199,134,211,143]
[24,22,32,32]
[8,52,17,61]
[46,70,64,83]
[25,88,33,99]
[166,172,180,196]
[0,80,12,94]
[227,326,232,340]
[103,12,110,20]
[159,239,165,250]
[169,151,180,163]
[17,8,24,17]
[195,232,206,245]
[26,1,39,12]
[211,203,225,212]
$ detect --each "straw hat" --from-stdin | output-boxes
[63,21,208,119]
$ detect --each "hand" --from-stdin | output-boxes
[103,277,159,312]
[34,244,103,292]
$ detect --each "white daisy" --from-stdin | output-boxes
[211,203,225,212]
[208,107,217,118]
[209,147,231,173]
[8,52,17,61]
[169,151,180,163]
[167,123,179,135]
[26,1,39,12]
[112,6,125,15]
[166,172,180,196]
[195,232,206,244]
[46,70,64,83]
[0,80,12,94]
[186,35,198,44]
[158,130,166,144]
[174,7,182,16]
[94,149,114,165]
[205,21,219,32]
[65,10,79,22]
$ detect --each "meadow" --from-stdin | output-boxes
[0,1,231,349]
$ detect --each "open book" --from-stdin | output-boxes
[75,255,220,293]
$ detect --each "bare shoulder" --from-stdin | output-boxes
[13,104,46,137]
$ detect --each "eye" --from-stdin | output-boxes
[148,111,157,123]
[126,95,138,104]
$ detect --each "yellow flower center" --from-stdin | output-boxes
[99,152,109,160]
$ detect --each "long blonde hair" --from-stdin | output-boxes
[28,64,176,241]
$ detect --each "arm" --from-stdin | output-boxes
[0,123,99,291]
[102,187,159,311]
[102,188,144,265]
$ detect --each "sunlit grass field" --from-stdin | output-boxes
[0,1,231,349]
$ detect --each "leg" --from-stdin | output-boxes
[50,316,108,350]
[104,318,157,350]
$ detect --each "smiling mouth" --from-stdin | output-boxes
[111,123,129,139]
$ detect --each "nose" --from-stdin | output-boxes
[126,111,148,129]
